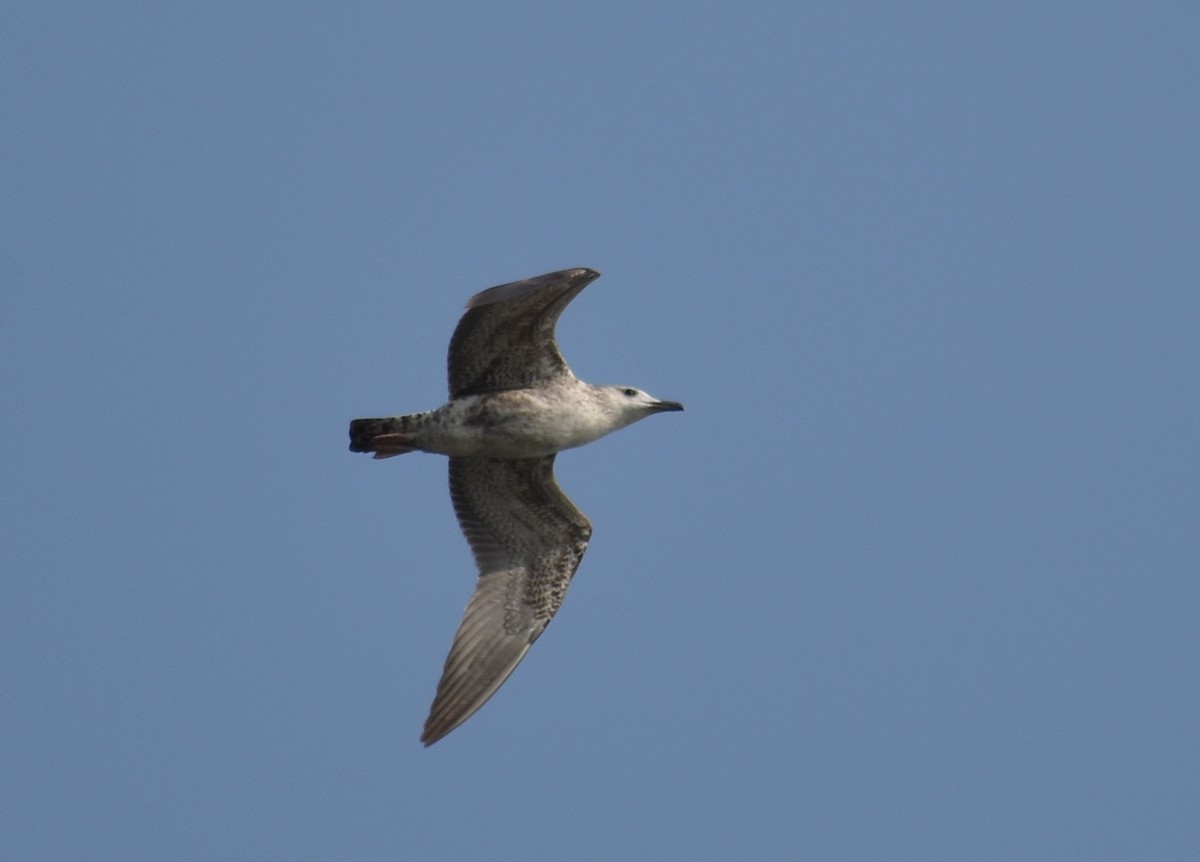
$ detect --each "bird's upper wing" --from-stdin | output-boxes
[446,268,600,398]
[422,455,592,745]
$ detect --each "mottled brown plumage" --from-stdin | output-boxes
[447,268,598,397]
[421,456,592,744]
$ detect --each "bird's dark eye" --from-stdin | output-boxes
[622,388,638,397]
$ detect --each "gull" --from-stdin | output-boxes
[348,268,683,745]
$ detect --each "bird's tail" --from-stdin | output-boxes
[348,412,433,459]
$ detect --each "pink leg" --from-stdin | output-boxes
[372,433,417,459]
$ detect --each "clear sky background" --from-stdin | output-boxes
[3,2,1198,860]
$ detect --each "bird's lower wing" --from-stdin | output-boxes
[421,456,591,745]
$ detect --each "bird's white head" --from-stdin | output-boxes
[596,385,685,430]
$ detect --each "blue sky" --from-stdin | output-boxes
[3,2,1198,859]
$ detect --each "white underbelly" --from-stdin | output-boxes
[420,390,611,458]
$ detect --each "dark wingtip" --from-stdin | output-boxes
[465,267,601,309]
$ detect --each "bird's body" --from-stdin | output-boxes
[348,268,682,745]
[350,379,659,459]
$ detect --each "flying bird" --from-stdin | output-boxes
[349,268,683,745]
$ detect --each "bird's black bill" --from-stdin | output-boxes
[649,400,684,412]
